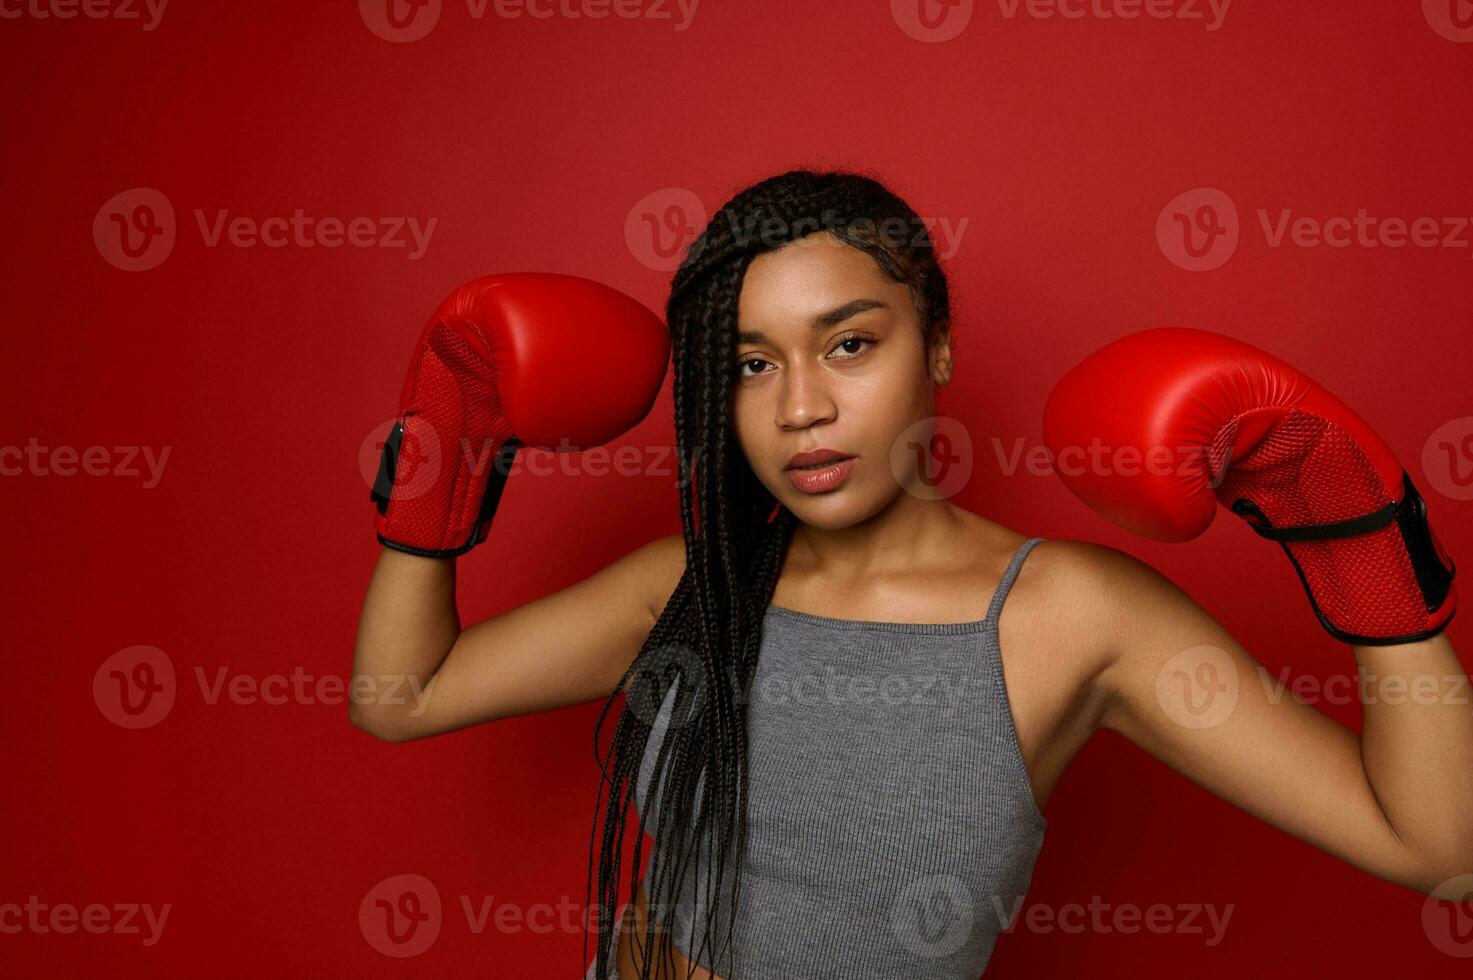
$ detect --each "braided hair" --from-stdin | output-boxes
[585,168,952,979]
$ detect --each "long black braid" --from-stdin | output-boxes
[585,168,952,979]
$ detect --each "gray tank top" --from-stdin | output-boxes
[615,536,1048,979]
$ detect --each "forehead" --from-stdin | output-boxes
[737,233,903,326]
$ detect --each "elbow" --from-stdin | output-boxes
[1423,868,1473,901]
[347,701,388,740]
[348,702,416,744]
[1413,843,1473,899]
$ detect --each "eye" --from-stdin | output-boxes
[828,332,876,360]
[735,356,773,380]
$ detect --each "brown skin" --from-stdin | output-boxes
[352,233,1473,980]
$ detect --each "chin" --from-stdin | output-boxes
[777,484,890,530]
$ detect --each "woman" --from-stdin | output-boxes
[352,169,1473,979]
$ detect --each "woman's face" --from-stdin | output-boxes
[729,232,952,530]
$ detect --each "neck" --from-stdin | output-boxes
[787,494,969,580]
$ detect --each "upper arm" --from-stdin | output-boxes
[380,532,686,741]
[1069,542,1436,893]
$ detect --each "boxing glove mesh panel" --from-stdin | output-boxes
[1209,409,1427,638]
[391,321,514,551]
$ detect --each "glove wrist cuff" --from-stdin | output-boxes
[1229,471,1457,645]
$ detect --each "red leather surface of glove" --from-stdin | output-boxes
[371,273,670,557]
[1043,327,1456,645]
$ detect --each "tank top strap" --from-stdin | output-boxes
[986,536,1046,622]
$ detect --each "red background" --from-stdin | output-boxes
[4,0,1471,976]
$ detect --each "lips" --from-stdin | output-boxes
[785,455,857,494]
[785,448,855,470]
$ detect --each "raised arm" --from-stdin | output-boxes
[1042,326,1471,896]
[1078,541,1473,897]
[350,532,686,742]
[350,271,672,741]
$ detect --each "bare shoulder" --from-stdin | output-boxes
[1016,537,1206,677]
[1020,537,1173,632]
[1024,535,1155,591]
[624,531,689,625]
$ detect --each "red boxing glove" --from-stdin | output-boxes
[371,273,669,558]
[1043,327,1456,645]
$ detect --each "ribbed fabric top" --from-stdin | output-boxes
[622,536,1048,979]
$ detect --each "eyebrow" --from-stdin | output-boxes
[736,298,889,345]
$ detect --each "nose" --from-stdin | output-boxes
[775,360,837,431]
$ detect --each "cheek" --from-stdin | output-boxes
[850,378,936,478]
[852,369,930,430]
